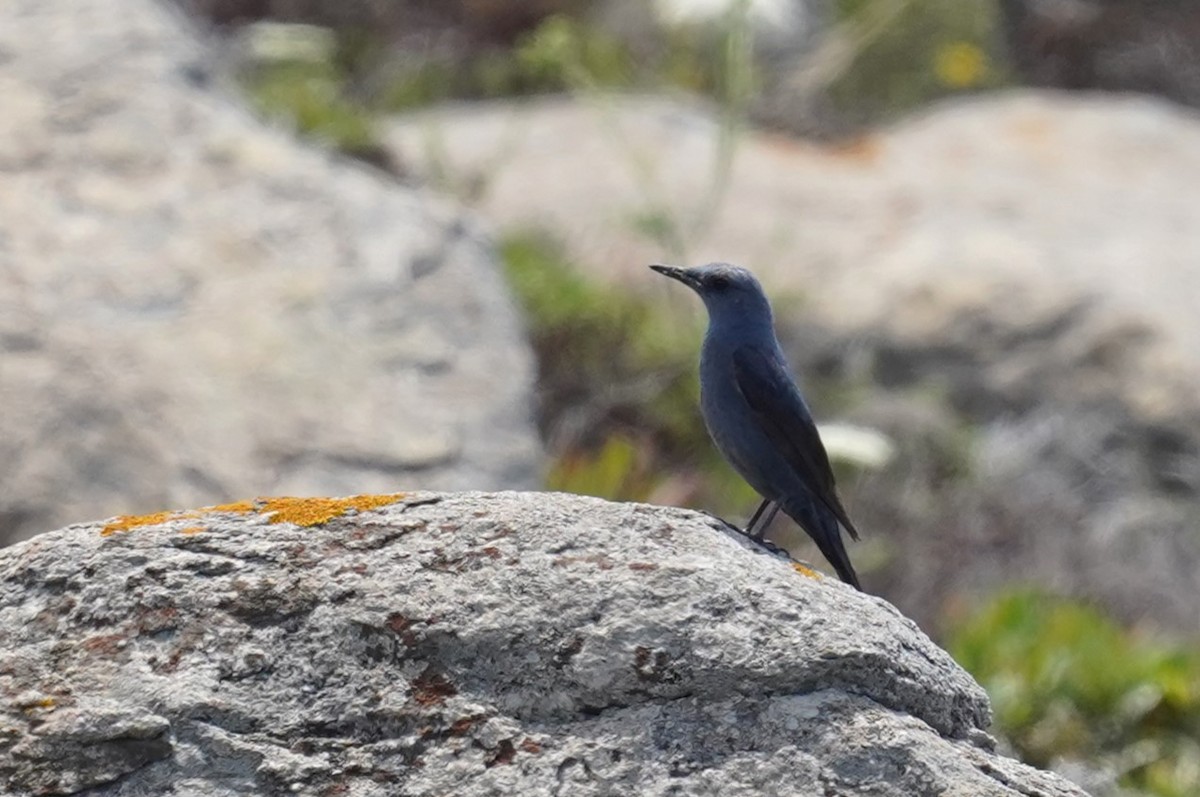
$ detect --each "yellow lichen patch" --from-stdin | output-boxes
[101,511,181,537]
[260,493,407,527]
[101,494,407,537]
[20,696,56,713]
[345,493,407,512]
[792,563,822,580]
[205,500,256,514]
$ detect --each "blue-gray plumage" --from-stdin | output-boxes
[650,262,863,590]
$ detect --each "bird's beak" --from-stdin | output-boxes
[649,264,700,290]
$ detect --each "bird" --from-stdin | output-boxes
[649,262,863,590]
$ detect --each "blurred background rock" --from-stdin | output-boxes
[3,0,1200,794]
[0,0,541,551]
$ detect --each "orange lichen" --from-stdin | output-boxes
[206,500,255,514]
[792,563,822,580]
[260,493,406,527]
[101,511,183,537]
[19,696,56,713]
[100,494,407,537]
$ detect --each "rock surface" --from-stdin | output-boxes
[0,0,540,547]
[0,491,1088,796]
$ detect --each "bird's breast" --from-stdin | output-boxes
[698,339,795,501]
[699,348,762,457]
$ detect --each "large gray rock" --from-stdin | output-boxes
[0,491,1088,796]
[0,0,540,547]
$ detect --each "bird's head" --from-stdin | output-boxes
[650,262,773,331]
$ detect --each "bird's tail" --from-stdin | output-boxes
[781,499,862,591]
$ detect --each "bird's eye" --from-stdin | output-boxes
[709,275,731,290]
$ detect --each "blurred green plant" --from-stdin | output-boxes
[515,15,634,92]
[243,15,641,128]
[376,21,633,112]
[246,58,381,158]
[949,590,1200,796]
[239,1,1015,163]
[548,435,659,502]
[824,0,1007,121]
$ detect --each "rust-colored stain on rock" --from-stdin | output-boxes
[485,738,517,767]
[411,666,457,706]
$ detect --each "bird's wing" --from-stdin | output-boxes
[732,345,861,541]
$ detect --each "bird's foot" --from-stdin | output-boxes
[702,511,748,536]
[702,510,807,563]
[746,536,796,560]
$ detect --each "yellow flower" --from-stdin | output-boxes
[934,41,987,88]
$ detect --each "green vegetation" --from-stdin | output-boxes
[239,1,1009,164]
[247,58,381,158]
[239,15,660,160]
[827,0,1007,122]
[949,591,1200,796]
[513,16,636,94]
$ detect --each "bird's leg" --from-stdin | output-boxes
[703,504,795,560]
[745,500,769,531]
[700,510,747,536]
[745,499,780,541]
[702,502,789,555]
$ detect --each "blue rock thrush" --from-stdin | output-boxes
[650,262,863,590]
